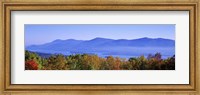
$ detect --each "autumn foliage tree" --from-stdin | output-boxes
[25,60,38,70]
[25,50,175,70]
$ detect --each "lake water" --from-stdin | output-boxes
[29,47,175,59]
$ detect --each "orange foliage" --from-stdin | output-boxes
[25,60,38,70]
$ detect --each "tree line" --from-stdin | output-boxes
[25,50,175,70]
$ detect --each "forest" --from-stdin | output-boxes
[25,50,175,70]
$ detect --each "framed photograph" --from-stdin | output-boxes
[0,0,199,94]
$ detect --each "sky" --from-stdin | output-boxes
[25,24,175,46]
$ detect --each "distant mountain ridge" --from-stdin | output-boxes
[26,37,175,57]
[27,37,174,49]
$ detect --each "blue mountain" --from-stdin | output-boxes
[27,39,83,51]
[103,37,175,47]
[26,37,175,58]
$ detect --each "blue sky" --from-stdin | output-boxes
[25,24,175,46]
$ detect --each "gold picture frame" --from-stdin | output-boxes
[0,0,199,95]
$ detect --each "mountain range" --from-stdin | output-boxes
[26,37,175,58]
